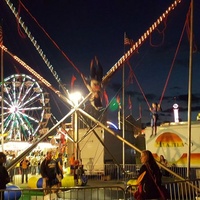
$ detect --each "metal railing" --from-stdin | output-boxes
[2,179,200,200]
[8,164,200,185]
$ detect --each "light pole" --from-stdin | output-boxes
[69,92,82,160]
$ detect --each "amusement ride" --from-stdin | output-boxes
[0,0,200,194]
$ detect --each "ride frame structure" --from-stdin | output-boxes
[1,0,199,193]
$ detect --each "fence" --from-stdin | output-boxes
[9,164,200,185]
[2,179,200,200]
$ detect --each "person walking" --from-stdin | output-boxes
[134,150,162,200]
[40,151,60,194]
[0,152,10,200]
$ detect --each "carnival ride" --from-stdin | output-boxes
[0,0,181,165]
[1,0,200,192]
[0,73,51,141]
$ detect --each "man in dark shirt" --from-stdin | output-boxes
[40,151,60,194]
[56,153,63,187]
[0,152,10,200]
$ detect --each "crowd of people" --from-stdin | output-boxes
[4,149,86,188]
[3,147,171,199]
[4,149,68,184]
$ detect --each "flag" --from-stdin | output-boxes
[124,36,134,46]
[124,33,139,53]
[124,33,134,46]
[0,21,3,46]
[71,75,76,89]
[128,95,132,110]
[116,95,120,104]
[103,89,109,106]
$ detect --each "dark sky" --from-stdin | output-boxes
[1,0,200,126]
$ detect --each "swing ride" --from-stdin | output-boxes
[0,1,200,191]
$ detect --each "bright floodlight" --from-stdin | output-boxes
[69,92,82,106]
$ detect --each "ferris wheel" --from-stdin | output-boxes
[0,74,51,141]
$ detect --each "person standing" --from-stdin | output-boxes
[40,151,60,194]
[69,153,75,175]
[30,155,38,175]
[57,122,68,155]
[149,102,161,137]
[20,157,30,183]
[56,153,63,187]
[159,155,169,177]
[0,152,10,200]
[134,150,162,200]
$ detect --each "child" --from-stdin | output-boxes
[149,102,161,137]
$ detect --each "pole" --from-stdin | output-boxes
[0,23,4,151]
[118,102,121,129]
[187,0,193,179]
[74,110,79,160]
[122,32,126,168]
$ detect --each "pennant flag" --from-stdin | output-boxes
[103,89,109,106]
[124,32,139,53]
[124,33,134,46]
[128,95,132,110]
[124,36,133,46]
[71,75,76,89]
[116,95,120,104]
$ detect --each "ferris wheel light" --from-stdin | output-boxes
[9,106,18,113]
[12,81,21,87]
[25,81,34,87]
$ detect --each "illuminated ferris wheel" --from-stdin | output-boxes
[0,74,50,141]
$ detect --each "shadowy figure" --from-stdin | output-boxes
[0,152,10,200]
[159,155,170,177]
[81,56,103,110]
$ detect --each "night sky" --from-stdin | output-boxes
[1,0,200,126]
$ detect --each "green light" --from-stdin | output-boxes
[109,98,119,111]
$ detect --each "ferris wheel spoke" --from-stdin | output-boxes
[16,113,33,137]
[20,106,43,111]
[20,82,34,104]
[3,85,14,106]
[18,110,40,124]
[12,77,18,103]
[2,99,12,108]
[17,81,25,105]
[19,93,41,108]
[3,114,15,140]
[0,112,10,119]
